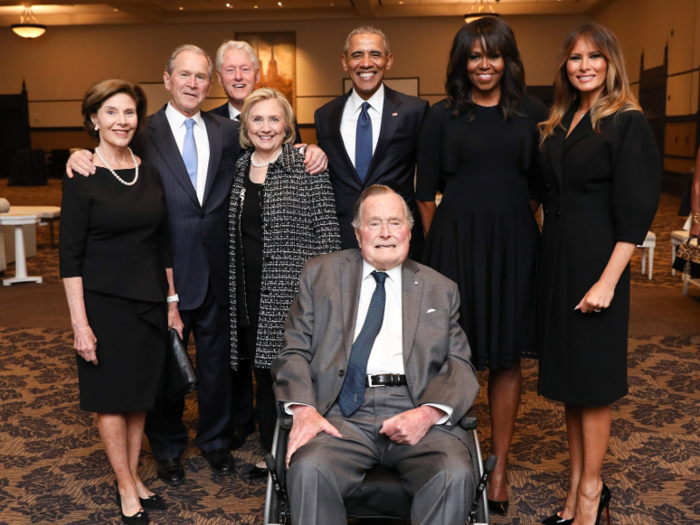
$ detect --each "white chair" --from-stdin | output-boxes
[637,231,656,280]
[671,230,690,276]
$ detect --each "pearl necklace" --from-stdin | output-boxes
[95,147,139,186]
[251,149,282,168]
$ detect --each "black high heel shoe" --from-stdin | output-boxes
[541,513,574,525]
[139,494,167,510]
[115,482,150,525]
[595,484,611,525]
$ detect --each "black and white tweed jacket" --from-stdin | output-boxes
[228,143,341,369]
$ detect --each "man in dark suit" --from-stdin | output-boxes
[272,185,480,525]
[66,44,238,484]
[315,26,429,259]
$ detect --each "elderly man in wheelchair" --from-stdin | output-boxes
[268,186,489,525]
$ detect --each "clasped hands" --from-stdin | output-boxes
[286,404,445,468]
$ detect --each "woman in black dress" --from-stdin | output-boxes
[537,23,660,525]
[416,18,546,515]
[228,88,340,476]
[60,79,183,525]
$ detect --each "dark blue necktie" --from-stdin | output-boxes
[355,101,372,183]
[338,271,387,417]
[183,118,198,190]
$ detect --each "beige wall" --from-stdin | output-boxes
[1,13,588,139]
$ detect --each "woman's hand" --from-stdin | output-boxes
[168,303,184,339]
[575,280,615,314]
[73,323,98,364]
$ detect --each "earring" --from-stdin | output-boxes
[94,124,99,131]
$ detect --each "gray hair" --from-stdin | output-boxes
[215,40,260,73]
[351,185,414,230]
[166,44,213,79]
[344,26,391,56]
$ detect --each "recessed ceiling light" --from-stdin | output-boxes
[278,1,282,5]
[398,1,403,3]
[179,6,184,10]
[226,2,230,5]
[113,8,118,11]
[254,4,258,7]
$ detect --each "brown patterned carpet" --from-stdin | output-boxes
[1,180,699,524]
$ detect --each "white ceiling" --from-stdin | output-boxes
[0,0,613,26]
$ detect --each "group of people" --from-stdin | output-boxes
[59,17,660,525]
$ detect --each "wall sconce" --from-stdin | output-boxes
[464,0,500,23]
[11,6,47,39]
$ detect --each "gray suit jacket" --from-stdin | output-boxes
[272,249,479,432]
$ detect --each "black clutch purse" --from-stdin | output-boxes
[166,328,198,401]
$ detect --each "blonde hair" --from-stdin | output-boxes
[538,22,640,149]
[239,88,295,150]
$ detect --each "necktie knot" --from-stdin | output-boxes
[185,118,195,130]
[371,270,387,285]
[361,101,370,113]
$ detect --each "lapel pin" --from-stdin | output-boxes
[414,281,418,285]
[392,113,398,117]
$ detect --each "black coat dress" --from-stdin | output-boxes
[537,107,661,406]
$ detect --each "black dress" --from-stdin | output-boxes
[417,97,546,371]
[60,164,172,413]
[537,108,660,406]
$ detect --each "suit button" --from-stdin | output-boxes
[326,402,332,408]
[557,211,561,216]
[544,209,549,215]
[545,183,550,189]
[338,370,345,377]
[201,214,206,219]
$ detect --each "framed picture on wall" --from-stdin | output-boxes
[235,31,296,113]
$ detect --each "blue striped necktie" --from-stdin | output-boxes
[337,270,387,417]
[183,118,198,189]
[355,101,372,183]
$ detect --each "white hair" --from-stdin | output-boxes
[215,40,260,73]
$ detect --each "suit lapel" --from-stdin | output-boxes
[149,106,200,207]
[364,86,402,187]
[401,260,422,370]
[330,91,360,186]
[563,110,593,154]
[202,112,221,206]
[548,122,566,186]
[341,251,363,361]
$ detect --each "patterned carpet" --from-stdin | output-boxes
[1,181,699,524]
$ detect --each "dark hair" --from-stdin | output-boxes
[445,17,525,121]
[81,79,148,142]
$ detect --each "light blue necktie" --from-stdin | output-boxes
[337,271,387,417]
[183,118,198,190]
[355,102,372,183]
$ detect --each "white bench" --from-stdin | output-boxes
[0,212,42,286]
[10,206,60,248]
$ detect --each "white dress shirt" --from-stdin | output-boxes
[340,84,384,167]
[227,101,241,121]
[165,103,210,205]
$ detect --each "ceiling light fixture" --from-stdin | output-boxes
[11,6,46,39]
[463,0,500,23]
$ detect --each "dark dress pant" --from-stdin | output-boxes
[145,280,232,460]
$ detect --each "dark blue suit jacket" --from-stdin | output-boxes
[210,101,303,146]
[131,104,239,310]
[314,86,429,259]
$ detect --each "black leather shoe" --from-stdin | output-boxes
[230,420,256,450]
[139,494,167,510]
[542,513,574,525]
[203,448,235,474]
[156,458,185,486]
[246,465,268,480]
[488,499,509,516]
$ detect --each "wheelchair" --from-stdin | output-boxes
[263,408,493,525]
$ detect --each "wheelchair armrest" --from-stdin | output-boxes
[458,407,477,430]
[280,413,293,430]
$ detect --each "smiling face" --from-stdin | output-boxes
[246,98,287,155]
[217,48,260,111]
[91,92,138,149]
[341,33,393,101]
[467,39,505,100]
[164,50,212,117]
[355,193,411,271]
[566,37,608,101]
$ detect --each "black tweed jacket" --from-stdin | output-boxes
[228,143,341,369]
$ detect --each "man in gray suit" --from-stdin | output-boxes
[272,185,480,525]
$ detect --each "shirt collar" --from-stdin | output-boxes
[349,83,385,116]
[228,101,241,120]
[166,102,204,129]
[361,258,402,285]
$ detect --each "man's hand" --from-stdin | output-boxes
[294,143,328,175]
[379,405,445,446]
[287,405,342,468]
[66,149,96,178]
